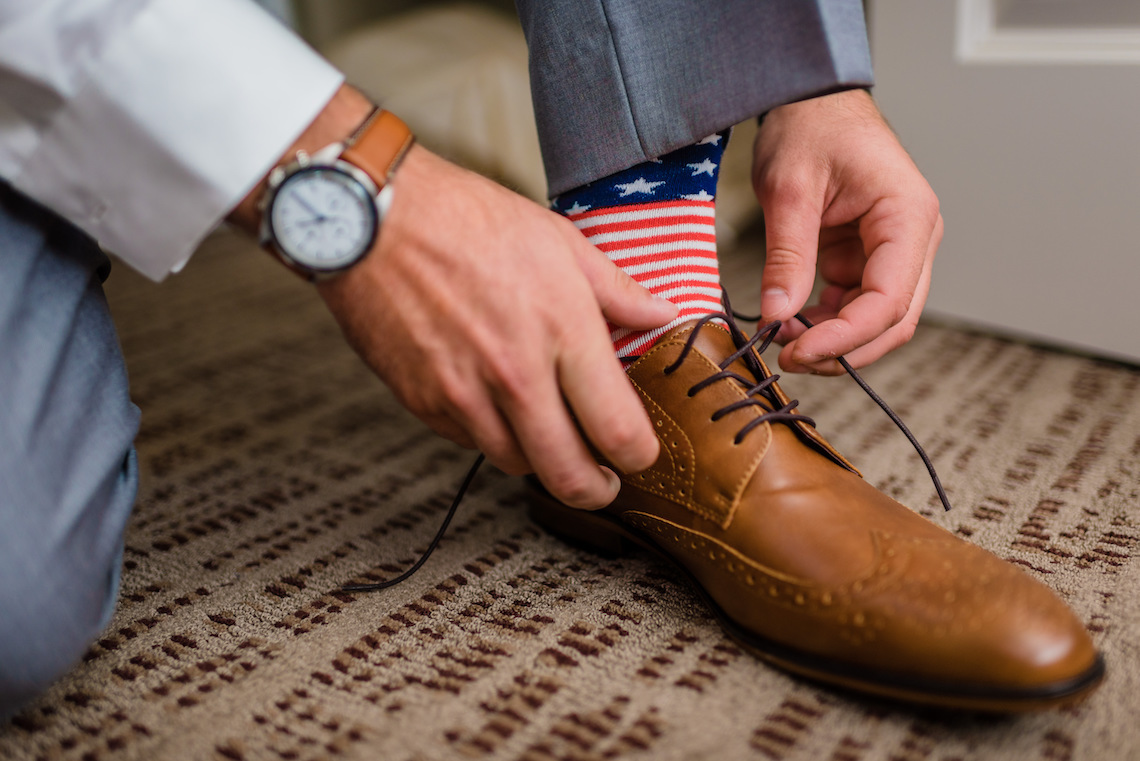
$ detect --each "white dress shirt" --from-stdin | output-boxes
[0,0,343,280]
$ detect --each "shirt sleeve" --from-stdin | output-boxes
[0,0,344,281]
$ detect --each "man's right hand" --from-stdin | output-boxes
[316,145,677,509]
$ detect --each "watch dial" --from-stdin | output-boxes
[270,167,378,271]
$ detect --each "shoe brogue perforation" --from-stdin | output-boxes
[625,384,703,512]
[626,328,771,528]
[623,511,900,649]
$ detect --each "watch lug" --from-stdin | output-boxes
[377,181,396,220]
[311,143,345,165]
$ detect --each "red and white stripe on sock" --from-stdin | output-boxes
[563,199,721,356]
[553,132,728,357]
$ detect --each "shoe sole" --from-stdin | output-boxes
[527,487,1106,713]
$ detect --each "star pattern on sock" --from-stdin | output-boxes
[615,177,666,196]
[687,158,717,177]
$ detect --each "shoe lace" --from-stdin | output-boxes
[708,289,951,514]
[342,452,485,593]
[342,292,951,594]
[660,310,813,446]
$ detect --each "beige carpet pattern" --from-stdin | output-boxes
[2,231,1139,760]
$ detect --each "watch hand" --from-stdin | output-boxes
[295,215,329,228]
[293,191,328,223]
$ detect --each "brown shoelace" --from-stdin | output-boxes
[342,294,951,594]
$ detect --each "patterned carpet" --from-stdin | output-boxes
[2,228,1139,760]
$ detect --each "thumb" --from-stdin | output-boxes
[759,192,823,323]
[571,234,679,330]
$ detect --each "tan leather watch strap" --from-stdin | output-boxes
[340,109,415,187]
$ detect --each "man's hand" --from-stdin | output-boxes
[752,89,943,374]
[317,145,677,509]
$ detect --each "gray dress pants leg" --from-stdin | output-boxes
[514,0,874,196]
[0,183,140,721]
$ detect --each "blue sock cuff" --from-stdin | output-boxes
[552,130,730,213]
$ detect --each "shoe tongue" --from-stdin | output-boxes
[625,319,767,402]
[629,319,861,477]
[688,320,745,366]
[654,319,755,377]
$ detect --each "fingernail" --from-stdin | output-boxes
[792,349,825,365]
[793,348,821,362]
[761,288,789,318]
[602,467,621,500]
[653,295,679,314]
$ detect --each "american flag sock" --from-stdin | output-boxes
[552,132,729,358]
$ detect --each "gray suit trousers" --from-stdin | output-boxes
[0,185,140,721]
[514,0,874,196]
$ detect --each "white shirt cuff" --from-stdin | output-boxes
[13,0,344,280]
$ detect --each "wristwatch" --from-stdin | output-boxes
[260,108,414,280]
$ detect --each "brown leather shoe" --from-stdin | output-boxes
[529,318,1105,711]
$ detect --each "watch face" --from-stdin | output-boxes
[269,166,378,272]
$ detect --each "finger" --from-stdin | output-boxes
[777,344,843,375]
[496,364,624,510]
[820,284,852,312]
[791,203,932,365]
[815,218,937,370]
[767,290,836,346]
[420,413,478,450]
[442,400,533,476]
[469,429,532,477]
[566,225,679,330]
[757,179,825,322]
[768,281,849,347]
[786,215,939,373]
[558,319,660,476]
[817,228,866,289]
[426,372,534,475]
[783,302,919,375]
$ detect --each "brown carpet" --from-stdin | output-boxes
[2,228,1139,761]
